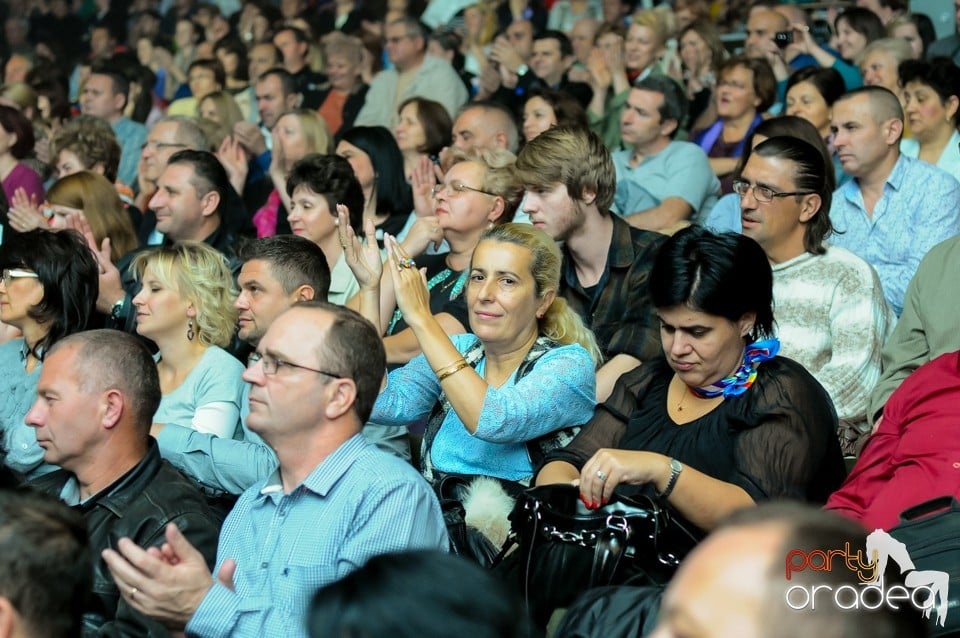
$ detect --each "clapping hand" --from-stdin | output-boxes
[386,235,431,329]
[7,188,46,232]
[337,205,382,290]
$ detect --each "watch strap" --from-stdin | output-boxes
[658,459,682,500]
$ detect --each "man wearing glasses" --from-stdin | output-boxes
[737,136,893,454]
[103,303,447,638]
[354,17,467,129]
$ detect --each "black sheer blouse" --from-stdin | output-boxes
[544,356,846,505]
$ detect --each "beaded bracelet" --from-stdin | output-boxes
[435,359,469,382]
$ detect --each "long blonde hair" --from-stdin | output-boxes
[479,223,601,365]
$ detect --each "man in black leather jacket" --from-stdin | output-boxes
[24,329,221,638]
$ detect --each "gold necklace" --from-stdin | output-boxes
[676,382,689,411]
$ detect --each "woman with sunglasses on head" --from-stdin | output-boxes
[0,229,98,478]
[348,147,523,367]
[347,219,597,486]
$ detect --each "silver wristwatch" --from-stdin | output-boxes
[659,458,683,499]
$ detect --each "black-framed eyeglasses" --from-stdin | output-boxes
[141,141,188,153]
[247,351,344,378]
[1,268,39,287]
[732,180,815,204]
[432,180,497,198]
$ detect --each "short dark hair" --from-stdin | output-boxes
[258,67,298,98]
[785,66,846,107]
[187,58,226,89]
[650,226,775,341]
[337,126,413,218]
[0,229,98,356]
[214,35,249,82]
[50,330,162,434]
[524,87,589,132]
[166,149,230,210]
[308,551,533,638]
[535,29,574,58]
[753,136,834,254]
[0,104,34,159]
[275,25,310,45]
[633,75,689,135]
[397,97,452,156]
[899,57,960,127]
[719,57,778,113]
[238,235,331,300]
[388,16,430,46]
[836,85,904,124]
[835,8,885,47]
[88,62,130,98]
[286,154,364,234]
[0,488,91,637]
[295,301,386,424]
[720,503,927,638]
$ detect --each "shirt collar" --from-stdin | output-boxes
[257,433,369,503]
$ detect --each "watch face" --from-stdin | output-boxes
[670,459,683,472]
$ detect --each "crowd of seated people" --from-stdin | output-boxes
[1,0,959,634]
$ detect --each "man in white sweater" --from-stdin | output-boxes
[737,135,894,455]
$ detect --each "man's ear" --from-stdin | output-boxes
[199,190,221,218]
[798,194,822,223]
[883,117,904,145]
[580,188,597,206]
[293,284,316,302]
[660,117,679,138]
[101,389,124,430]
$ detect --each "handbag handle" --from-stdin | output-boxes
[590,515,631,586]
[897,495,960,523]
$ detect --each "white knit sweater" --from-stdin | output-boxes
[772,245,895,428]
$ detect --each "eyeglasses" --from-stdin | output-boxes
[247,351,344,378]
[1,269,39,287]
[732,180,815,204]
[141,141,188,153]
[432,180,497,198]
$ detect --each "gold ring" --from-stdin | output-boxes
[399,258,416,269]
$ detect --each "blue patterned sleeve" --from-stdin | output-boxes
[369,348,448,426]
[473,343,596,444]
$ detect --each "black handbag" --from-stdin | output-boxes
[887,496,960,637]
[492,484,700,626]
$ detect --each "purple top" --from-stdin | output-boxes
[2,162,44,204]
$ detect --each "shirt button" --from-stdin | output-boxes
[953,462,960,469]
[21,444,27,449]
[261,562,268,569]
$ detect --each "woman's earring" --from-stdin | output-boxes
[187,318,195,341]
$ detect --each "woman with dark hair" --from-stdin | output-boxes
[787,8,882,93]
[214,36,254,121]
[0,229,98,478]
[0,104,43,205]
[785,66,849,186]
[691,57,777,194]
[521,88,588,143]
[704,116,838,233]
[286,154,365,305]
[899,58,960,182]
[537,225,845,523]
[336,126,414,246]
[887,13,937,60]
[394,97,453,179]
[309,550,534,638]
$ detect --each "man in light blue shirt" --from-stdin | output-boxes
[103,303,448,638]
[828,86,960,316]
[79,66,147,188]
[612,76,719,231]
[153,236,410,497]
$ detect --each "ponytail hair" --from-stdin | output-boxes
[478,224,602,365]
